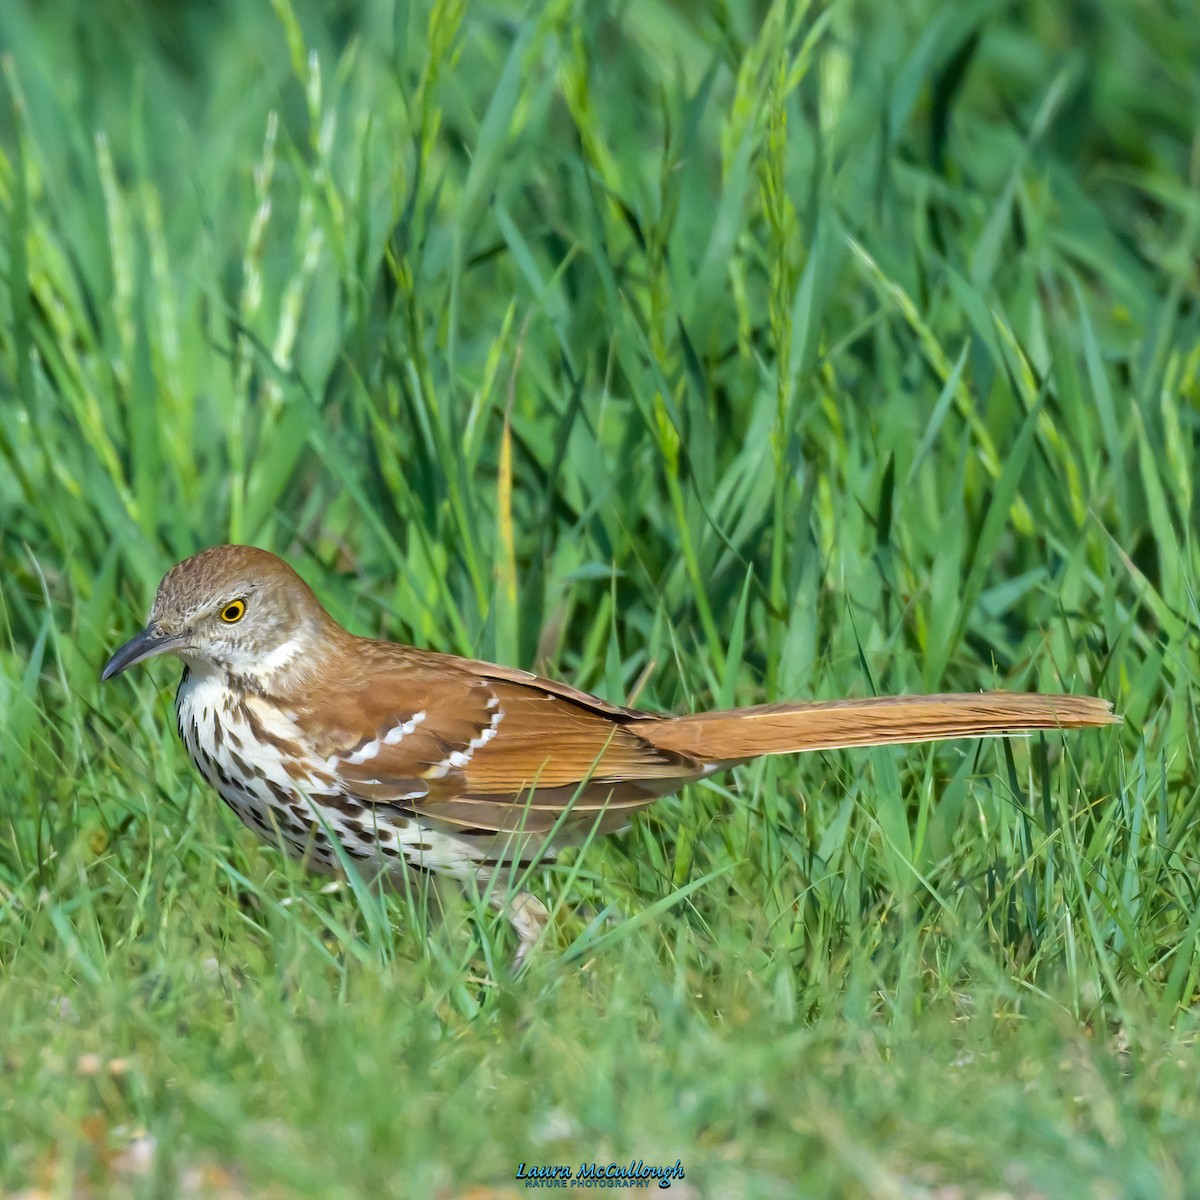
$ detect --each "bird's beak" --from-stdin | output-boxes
[101,625,183,681]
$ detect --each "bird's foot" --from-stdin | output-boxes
[491,890,549,970]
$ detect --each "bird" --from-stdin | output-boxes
[102,545,1119,964]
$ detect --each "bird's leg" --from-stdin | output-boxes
[488,889,549,969]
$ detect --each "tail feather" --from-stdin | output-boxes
[642,692,1118,763]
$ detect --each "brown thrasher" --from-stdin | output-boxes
[102,545,1118,962]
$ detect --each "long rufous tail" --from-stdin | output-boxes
[642,692,1118,763]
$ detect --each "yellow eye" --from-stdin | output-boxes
[220,600,247,623]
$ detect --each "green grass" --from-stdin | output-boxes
[1,0,1198,1195]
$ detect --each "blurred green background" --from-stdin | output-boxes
[0,0,1197,1196]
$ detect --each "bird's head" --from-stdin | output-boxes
[102,545,335,688]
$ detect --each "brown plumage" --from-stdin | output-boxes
[102,545,1119,962]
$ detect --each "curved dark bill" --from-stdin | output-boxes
[101,626,180,681]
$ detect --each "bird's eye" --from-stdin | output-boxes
[220,600,247,623]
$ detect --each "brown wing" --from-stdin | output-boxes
[294,645,706,834]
